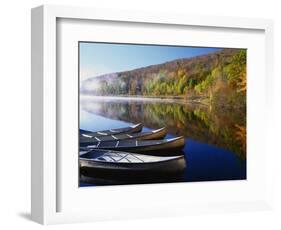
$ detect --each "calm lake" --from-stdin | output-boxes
[79,96,246,186]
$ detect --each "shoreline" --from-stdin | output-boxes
[81,94,185,99]
[80,94,209,105]
[80,94,246,110]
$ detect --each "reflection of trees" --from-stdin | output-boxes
[82,99,246,159]
[234,124,246,158]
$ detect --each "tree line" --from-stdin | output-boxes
[85,48,246,108]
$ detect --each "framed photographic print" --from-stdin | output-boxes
[79,42,247,186]
[31,5,274,224]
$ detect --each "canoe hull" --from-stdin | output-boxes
[80,123,143,137]
[131,127,166,140]
[111,137,185,155]
[80,155,186,175]
[80,127,167,143]
[83,137,185,156]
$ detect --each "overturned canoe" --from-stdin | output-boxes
[80,136,185,155]
[80,123,142,138]
[80,127,166,143]
[80,149,186,175]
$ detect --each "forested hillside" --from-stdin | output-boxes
[81,48,246,108]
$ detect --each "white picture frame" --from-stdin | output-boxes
[31,4,274,225]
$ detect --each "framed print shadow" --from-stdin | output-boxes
[31,5,274,225]
[79,42,247,187]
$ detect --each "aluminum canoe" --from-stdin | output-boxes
[80,123,142,138]
[80,136,185,156]
[80,149,186,174]
[80,127,166,143]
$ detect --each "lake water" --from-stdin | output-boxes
[80,96,246,186]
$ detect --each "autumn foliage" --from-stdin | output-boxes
[82,48,246,109]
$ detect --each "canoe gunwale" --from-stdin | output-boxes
[79,154,184,165]
[80,127,167,143]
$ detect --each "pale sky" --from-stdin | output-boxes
[79,42,221,81]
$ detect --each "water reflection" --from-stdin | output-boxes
[80,168,185,186]
[81,97,246,160]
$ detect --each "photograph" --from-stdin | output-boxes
[79,42,247,186]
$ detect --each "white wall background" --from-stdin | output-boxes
[0,0,280,229]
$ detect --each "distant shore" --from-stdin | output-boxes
[80,94,210,106]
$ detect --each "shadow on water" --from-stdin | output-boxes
[80,97,246,186]
[80,167,186,186]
